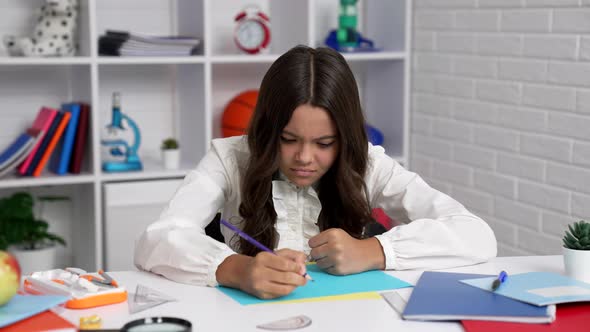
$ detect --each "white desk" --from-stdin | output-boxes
[57,255,564,332]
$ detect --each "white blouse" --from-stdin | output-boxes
[134,136,497,286]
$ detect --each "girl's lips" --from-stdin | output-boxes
[292,168,315,177]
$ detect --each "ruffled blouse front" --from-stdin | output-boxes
[271,178,321,255]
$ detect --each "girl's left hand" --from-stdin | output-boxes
[308,228,385,275]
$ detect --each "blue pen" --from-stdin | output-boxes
[219,219,313,281]
[491,270,508,291]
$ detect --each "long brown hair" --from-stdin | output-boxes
[238,45,373,256]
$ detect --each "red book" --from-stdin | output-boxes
[18,107,58,175]
[69,103,90,174]
[462,303,590,332]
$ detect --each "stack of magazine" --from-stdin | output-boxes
[99,30,201,56]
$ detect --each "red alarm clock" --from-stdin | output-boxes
[234,6,271,54]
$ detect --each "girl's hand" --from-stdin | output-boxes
[217,249,308,299]
[308,228,385,275]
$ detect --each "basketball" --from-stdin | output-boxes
[221,90,258,137]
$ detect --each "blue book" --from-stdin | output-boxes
[402,271,555,323]
[0,133,34,169]
[461,272,590,306]
[50,103,81,175]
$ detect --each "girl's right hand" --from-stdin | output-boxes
[217,249,308,299]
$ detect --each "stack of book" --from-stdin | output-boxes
[0,103,90,179]
[99,30,201,56]
[398,271,590,332]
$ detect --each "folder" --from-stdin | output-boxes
[460,272,590,306]
[402,271,555,323]
[0,309,76,332]
[462,303,590,332]
[0,294,68,328]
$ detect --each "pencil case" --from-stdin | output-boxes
[23,268,127,309]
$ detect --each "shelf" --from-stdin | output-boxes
[97,56,206,65]
[209,54,279,64]
[99,159,191,182]
[0,57,93,66]
[342,51,407,62]
[208,52,407,64]
[0,173,95,189]
[0,0,411,272]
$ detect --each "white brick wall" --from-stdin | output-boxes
[411,1,590,256]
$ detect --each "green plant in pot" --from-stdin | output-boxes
[562,220,590,283]
[0,192,67,274]
[161,137,180,170]
[161,137,179,150]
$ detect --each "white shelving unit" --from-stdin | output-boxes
[0,0,411,271]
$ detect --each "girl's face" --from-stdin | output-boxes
[278,104,339,188]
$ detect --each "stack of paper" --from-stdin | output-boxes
[99,30,201,56]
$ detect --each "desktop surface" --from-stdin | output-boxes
[56,255,564,332]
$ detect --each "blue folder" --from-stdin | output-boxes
[0,294,68,328]
[461,272,590,306]
[402,271,555,323]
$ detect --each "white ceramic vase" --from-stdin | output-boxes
[563,246,590,283]
[162,149,180,170]
[10,245,58,276]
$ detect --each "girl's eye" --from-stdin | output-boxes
[318,142,334,148]
[280,136,296,143]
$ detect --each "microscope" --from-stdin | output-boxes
[101,92,143,172]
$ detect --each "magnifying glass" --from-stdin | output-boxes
[121,317,191,332]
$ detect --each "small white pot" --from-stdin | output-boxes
[563,246,590,283]
[9,245,58,276]
[162,149,180,170]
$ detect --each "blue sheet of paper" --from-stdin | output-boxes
[0,294,68,328]
[460,272,590,306]
[218,264,412,305]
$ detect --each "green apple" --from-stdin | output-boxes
[0,250,21,305]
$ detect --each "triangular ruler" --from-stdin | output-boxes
[128,284,177,314]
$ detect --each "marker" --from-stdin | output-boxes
[220,219,313,281]
[491,270,508,291]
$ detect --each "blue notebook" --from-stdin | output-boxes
[0,294,68,328]
[51,103,81,175]
[218,264,412,305]
[402,271,555,323]
[461,272,590,306]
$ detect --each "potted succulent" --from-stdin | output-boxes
[0,192,67,275]
[562,220,590,283]
[161,137,180,170]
